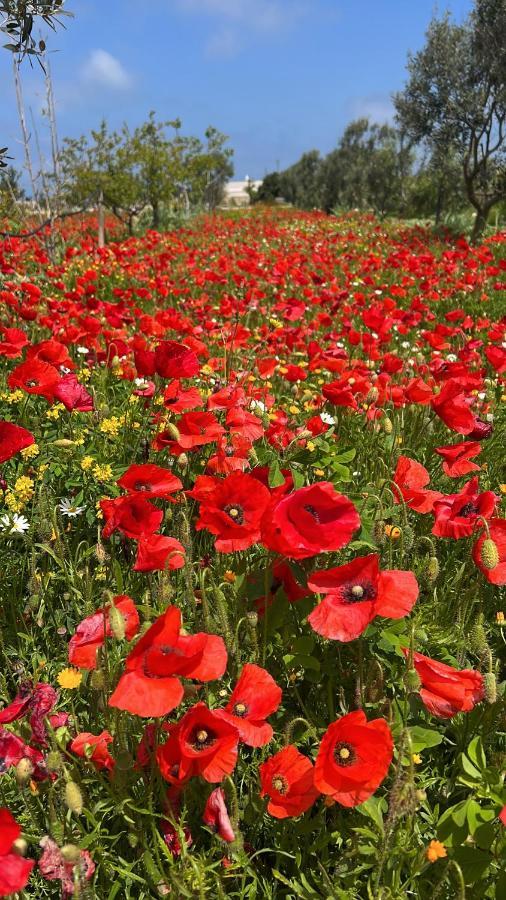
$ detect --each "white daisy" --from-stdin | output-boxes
[0,513,30,534]
[58,498,86,518]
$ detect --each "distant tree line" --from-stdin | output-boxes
[255,0,506,242]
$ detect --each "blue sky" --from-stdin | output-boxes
[1,0,473,179]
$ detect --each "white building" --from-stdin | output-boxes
[221,178,263,208]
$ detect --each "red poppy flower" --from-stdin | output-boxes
[0,420,35,464]
[100,495,163,540]
[0,807,34,897]
[499,805,506,826]
[38,836,95,898]
[163,380,203,413]
[27,338,74,370]
[314,710,393,807]
[203,788,235,842]
[159,703,239,783]
[7,358,60,401]
[133,534,186,571]
[53,374,93,412]
[259,745,318,819]
[70,731,115,771]
[109,606,227,718]
[262,482,360,560]
[226,407,264,442]
[0,326,29,358]
[0,682,59,746]
[432,477,497,539]
[431,379,478,434]
[472,518,506,584]
[308,554,419,642]
[406,650,484,718]
[155,341,200,379]
[0,727,47,781]
[393,456,443,514]
[435,442,481,477]
[191,472,271,552]
[117,464,182,499]
[68,595,140,670]
[176,412,225,450]
[217,664,282,747]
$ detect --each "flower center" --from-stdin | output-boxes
[224,504,245,525]
[304,504,320,523]
[342,580,377,604]
[459,502,478,518]
[134,481,150,491]
[272,774,288,795]
[189,727,216,751]
[233,702,248,717]
[26,380,38,388]
[334,741,356,766]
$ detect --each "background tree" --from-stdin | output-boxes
[1,1,71,167]
[394,0,506,242]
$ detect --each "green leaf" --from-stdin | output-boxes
[268,460,285,488]
[452,846,491,885]
[356,797,385,832]
[467,736,486,771]
[409,725,443,752]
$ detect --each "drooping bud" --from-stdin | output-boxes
[484,672,497,705]
[90,669,105,690]
[60,844,81,864]
[469,614,487,656]
[480,539,500,571]
[165,422,181,442]
[425,556,440,582]
[65,781,83,815]
[383,416,393,434]
[108,604,126,641]
[372,519,386,545]
[46,751,63,773]
[15,757,34,786]
[404,668,421,692]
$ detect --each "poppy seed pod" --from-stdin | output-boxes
[372,519,386,545]
[12,837,28,856]
[90,669,105,690]
[60,844,81,864]
[383,416,393,434]
[425,556,440,582]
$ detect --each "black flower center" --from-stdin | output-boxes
[459,502,478,518]
[342,580,377,604]
[224,504,245,525]
[26,380,38,388]
[233,702,248,717]
[134,481,150,491]
[304,504,320,523]
[333,741,356,767]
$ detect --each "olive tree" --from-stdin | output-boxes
[394,0,506,242]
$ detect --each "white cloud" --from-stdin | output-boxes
[81,50,132,90]
[350,96,395,124]
[175,0,310,56]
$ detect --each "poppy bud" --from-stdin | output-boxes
[425,556,440,582]
[95,541,107,563]
[372,520,385,545]
[383,416,393,434]
[109,604,126,641]
[12,837,28,856]
[166,422,181,442]
[405,668,421,692]
[401,525,415,550]
[60,844,81,864]
[15,757,34,785]
[90,669,105,690]
[246,611,258,628]
[52,439,77,448]
[469,614,487,655]
[484,672,497,704]
[416,789,426,803]
[65,781,83,815]
[46,751,63,773]
[480,538,500,570]
[176,453,189,470]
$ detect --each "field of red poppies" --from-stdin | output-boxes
[0,209,504,898]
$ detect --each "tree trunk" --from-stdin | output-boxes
[97,189,105,248]
[434,182,444,226]
[152,200,160,230]
[470,206,488,244]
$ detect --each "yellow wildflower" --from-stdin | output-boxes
[412,753,422,765]
[93,464,113,482]
[497,611,505,626]
[100,417,121,437]
[57,668,82,689]
[21,443,39,460]
[81,456,94,471]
